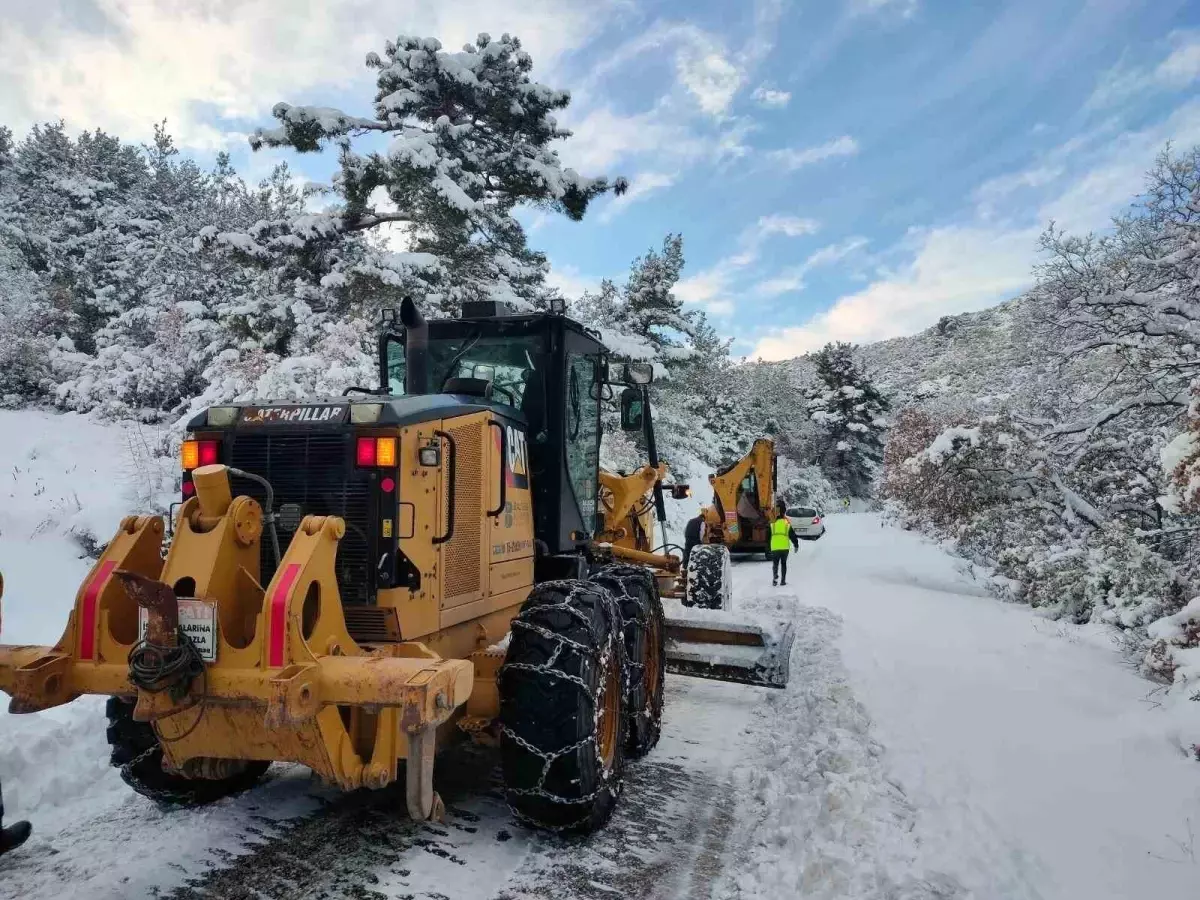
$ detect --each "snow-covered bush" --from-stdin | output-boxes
[1143,598,1200,689]
[776,457,838,513]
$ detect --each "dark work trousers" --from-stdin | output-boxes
[683,516,702,569]
[770,549,789,583]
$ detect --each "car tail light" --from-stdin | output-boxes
[812,516,821,525]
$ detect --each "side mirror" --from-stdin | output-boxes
[472,363,496,382]
[670,483,691,500]
[620,387,645,432]
[625,361,654,385]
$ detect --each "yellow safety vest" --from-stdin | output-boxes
[770,517,791,551]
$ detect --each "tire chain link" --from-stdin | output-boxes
[497,580,627,832]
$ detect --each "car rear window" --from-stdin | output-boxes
[788,507,816,517]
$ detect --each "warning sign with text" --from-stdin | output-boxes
[138,600,218,662]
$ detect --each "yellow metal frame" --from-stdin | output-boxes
[595,464,683,597]
[700,438,778,548]
[0,405,537,820]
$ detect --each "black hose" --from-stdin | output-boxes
[127,629,209,742]
[227,467,281,568]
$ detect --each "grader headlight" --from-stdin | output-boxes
[206,406,239,427]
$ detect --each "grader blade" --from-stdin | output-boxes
[663,618,795,689]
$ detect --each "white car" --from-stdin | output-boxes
[785,506,826,540]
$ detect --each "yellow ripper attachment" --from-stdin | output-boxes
[0,464,472,820]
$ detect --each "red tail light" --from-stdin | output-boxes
[357,436,396,468]
[198,440,220,466]
[812,516,821,525]
[181,439,220,470]
[356,436,377,467]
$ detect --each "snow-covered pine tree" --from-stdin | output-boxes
[210,32,626,319]
[807,342,888,496]
[58,124,238,418]
[622,235,695,368]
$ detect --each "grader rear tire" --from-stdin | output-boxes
[106,698,269,806]
[498,580,628,833]
[684,544,732,610]
[592,565,666,759]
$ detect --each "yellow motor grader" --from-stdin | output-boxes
[0,299,792,833]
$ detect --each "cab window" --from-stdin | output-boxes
[564,353,600,530]
[385,332,543,413]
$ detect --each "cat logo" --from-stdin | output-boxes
[505,425,529,490]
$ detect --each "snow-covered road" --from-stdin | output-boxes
[794,517,1200,900]
[0,413,1196,900]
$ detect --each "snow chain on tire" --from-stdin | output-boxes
[106,697,269,806]
[684,543,733,610]
[591,564,666,758]
[497,579,628,833]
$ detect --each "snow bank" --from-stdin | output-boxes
[0,409,172,832]
[717,604,964,900]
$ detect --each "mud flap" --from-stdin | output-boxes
[663,618,795,689]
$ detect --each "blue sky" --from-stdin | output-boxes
[2,0,1199,358]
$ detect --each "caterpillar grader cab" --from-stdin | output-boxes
[0,298,793,836]
[700,438,780,555]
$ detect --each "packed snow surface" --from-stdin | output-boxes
[0,410,1197,899]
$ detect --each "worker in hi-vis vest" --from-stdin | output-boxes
[0,577,32,858]
[769,503,800,587]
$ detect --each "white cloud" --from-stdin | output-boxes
[752,236,868,297]
[598,171,678,222]
[675,32,744,117]
[676,214,828,312]
[0,0,610,149]
[1039,97,1200,233]
[547,264,602,301]
[752,225,1037,359]
[675,267,737,314]
[849,0,919,18]
[750,95,1200,360]
[757,214,821,237]
[755,273,807,298]
[561,104,702,171]
[1088,31,1200,109]
[768,135,860,171]
[751,83,791,108]
[973,164,1064,217]
[1156,35,1200,85]
[713,117,759,163]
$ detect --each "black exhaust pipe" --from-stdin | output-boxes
[401,297,429,395]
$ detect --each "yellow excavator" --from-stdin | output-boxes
[0,299,792,836]
[699,438,779,555]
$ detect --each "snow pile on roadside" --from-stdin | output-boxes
[716,603,966,900]
[0,409,172,835]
